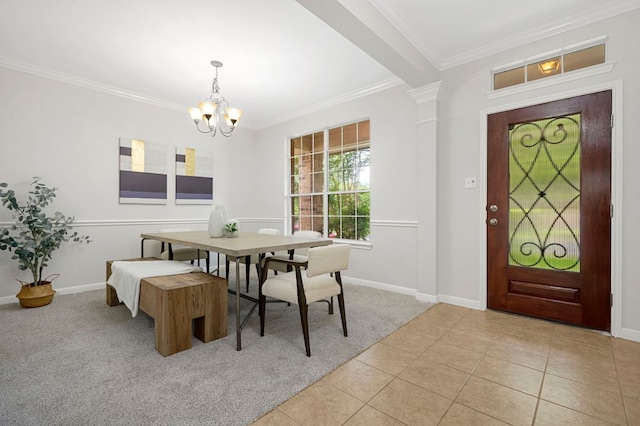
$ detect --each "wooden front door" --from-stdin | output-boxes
[487,91,612,331]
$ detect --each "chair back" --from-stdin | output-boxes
[259,228,280,235]
[305,245,350,278]
[293,230,322,257]
[294,230,322,239]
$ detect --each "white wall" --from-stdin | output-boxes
[0,66,255,297]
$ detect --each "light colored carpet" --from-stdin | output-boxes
[0,272,432,425]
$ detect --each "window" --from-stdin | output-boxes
[288,119,370,241]
[493,41,606,90]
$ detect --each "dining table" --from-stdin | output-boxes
[139,230,332,351]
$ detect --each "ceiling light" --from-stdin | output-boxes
[538,59,560,74]
[188,60,243,137]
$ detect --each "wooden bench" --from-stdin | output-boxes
[106,259,228,356]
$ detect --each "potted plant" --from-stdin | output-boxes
[0,177,91,307]
[224,221,238,238]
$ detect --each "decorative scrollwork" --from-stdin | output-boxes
[508,114,581,271]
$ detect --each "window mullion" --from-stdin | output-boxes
[323,128,329,238]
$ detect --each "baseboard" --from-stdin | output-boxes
[438,294,484,310]
[0,295,16,305]
[344,275,417,296]
[619,327,640,343]
[56,282,105,295]
[0,281,105,305]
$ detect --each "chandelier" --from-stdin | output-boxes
[188,60,243,137]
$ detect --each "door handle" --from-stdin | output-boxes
[489,218,498,226]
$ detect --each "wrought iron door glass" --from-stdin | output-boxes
[508,113,581,272]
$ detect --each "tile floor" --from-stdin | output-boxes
[252,303,640,425]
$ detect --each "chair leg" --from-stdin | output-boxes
[245,256,251,292]
[298,302,311,356]
[338,293,347,337]
[259,294,266,336]
[225,259,230,281]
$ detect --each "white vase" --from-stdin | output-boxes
[208,210,225,238]
[215,205,228,223]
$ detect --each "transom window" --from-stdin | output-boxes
[493,39,606,90]
[288,119,370,241]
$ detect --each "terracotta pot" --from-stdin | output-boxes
[16,282,56,308]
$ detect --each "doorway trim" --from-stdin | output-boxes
[479,79,623,336]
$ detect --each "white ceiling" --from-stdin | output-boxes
[1,0,638,130]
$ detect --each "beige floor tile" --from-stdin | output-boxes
[499,327,554,348]
[617,366,640,400]
[278,380,364,426]
[624,396,640,425]
[421,340,484,373]
[613,340,640,400]
[251,408,300,426]
[398,356,470,400]
[420,303,469,326]
[439,327,497,354]
[486,340,549,371]
[439,403,509,425]
[380,328,436,356]
[553,324,612,351]
[399,315,451,340]
[355,342,418,376]
[369,378,453,425]
[473,355,544,396]
[540,374,627,425]
[487,311,556,338]
[510,317,557,337]
[454,316,513,337]
[456,376,538,426]
[546,350,620,394]
[612,336,640,363]
[343,405,404,426]
[551,336,614,361]
[322,359,394,402]
[534,400,613,425]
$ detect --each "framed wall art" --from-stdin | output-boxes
[118,137,168,204]
[175,147,214,204]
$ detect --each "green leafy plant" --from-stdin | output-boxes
[0,177,91,286]
[224,222,238,233]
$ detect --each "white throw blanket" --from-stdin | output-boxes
[107,260,202,317]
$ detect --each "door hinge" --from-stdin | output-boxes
[610,204,614,218]
[611,113,614,128]
[610,293,613,307]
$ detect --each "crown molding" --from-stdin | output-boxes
[441,0,640,70]
[252,76,404,130]
[0,56,186,112]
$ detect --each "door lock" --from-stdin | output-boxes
[489,218,498,226]
[489,205,498,212]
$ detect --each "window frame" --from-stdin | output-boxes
[286,119,371,244]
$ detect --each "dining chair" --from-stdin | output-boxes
[226,228,281,292]
[259,244,350,356]
[159,227,210,272]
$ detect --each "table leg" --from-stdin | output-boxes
[236,257,241,351]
